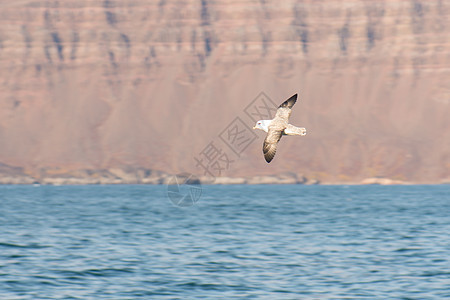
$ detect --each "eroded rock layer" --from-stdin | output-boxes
[1,0,449,183]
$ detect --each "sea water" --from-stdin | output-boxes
[0,184,449,299]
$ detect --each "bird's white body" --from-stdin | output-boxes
[254,119,306,136]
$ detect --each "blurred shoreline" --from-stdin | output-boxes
[0,167,448,185]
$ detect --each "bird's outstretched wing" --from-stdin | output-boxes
[275,94,297,121]
[263,128,283,163]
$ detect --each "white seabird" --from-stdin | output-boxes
[253,94,306,163]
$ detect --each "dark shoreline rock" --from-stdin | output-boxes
[0,168,323,185]
[0,168,171,185]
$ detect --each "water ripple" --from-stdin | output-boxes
[0,184,448,299]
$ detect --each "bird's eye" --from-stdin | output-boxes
[258,122,261,125]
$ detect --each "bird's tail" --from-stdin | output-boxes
[284,125,306,136]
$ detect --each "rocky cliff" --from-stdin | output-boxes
[0,0,449,183]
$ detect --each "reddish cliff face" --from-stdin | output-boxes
[0,0,449,183]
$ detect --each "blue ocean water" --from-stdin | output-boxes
[0,184,449,299]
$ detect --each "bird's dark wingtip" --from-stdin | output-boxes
[279,93,298,108]
[263,150,275,163]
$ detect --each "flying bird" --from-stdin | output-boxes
[253,94,306,163]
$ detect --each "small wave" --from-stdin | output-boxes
[176,282,224,290]
[175,281,252,292]
[394,247,422,252]
[0,242,49,249]
[32,275,60,286]
[420,271,450,277]
[56,268,134,279]
[84,268,134,277]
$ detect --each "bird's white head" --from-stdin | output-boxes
[253,120,271,133]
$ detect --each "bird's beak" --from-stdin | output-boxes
[252,126,257,130]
